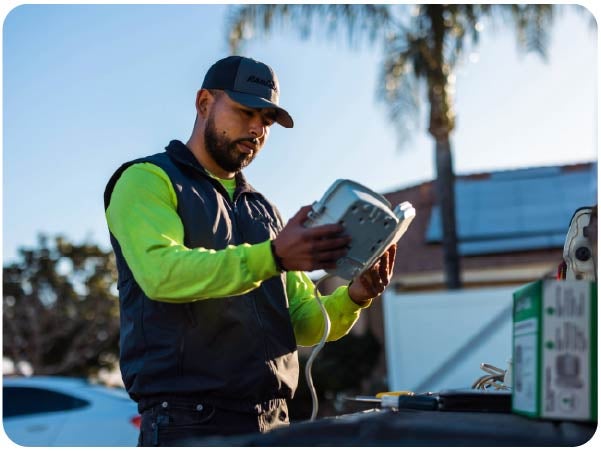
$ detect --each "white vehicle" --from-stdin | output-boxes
[2,376,140,446]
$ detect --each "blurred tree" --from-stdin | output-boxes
[3,235,120,377]
[227,4,556,289]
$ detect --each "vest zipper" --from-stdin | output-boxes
[232,197,270,363]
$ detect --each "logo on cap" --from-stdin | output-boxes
[246,75,278,92]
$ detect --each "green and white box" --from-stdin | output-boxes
[512,280,597,421]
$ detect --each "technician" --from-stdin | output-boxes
[104,55,396,446]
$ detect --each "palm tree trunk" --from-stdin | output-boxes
[434,137,462,289]
[426,4,462,289]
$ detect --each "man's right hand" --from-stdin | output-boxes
[271,205,351,272]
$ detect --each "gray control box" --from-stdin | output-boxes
[304,179,416,280]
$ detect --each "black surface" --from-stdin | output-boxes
[191,408,597,446]
[436,389,512,412]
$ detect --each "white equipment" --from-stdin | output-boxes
[304,179,416,280]
[562,206,596,281]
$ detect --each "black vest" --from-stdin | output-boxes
[104,140,298,410]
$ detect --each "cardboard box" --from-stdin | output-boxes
[512,280,597,421]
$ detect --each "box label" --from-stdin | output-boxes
[513,318,538,413]
[541,281,591,420]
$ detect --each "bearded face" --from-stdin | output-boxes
[204,112,258,174]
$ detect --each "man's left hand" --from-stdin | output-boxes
[348,244,397,305]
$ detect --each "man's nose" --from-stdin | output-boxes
[249,117,266,139]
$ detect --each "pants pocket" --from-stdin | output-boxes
[161,402,216,428]
[141,402,217,446]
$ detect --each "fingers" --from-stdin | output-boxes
[378,253,390,286]
[312,236,351,252]
[302,224,349,268]
[280,208,399,274]
[377,244,397,284]
[299,242,348,270]
[359,270,385,296]
[305,223,345,238]
[289,205,313,225]
[360,245,397,296]
[315,249,347,264]
[387,244,397,273]
[291,206,347,239]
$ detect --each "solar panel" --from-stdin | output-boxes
[425,164,596,255]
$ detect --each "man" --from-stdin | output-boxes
[104,56,396,446]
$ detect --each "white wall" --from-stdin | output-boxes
[383,286,519,393]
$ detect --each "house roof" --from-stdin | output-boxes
[426,163,597,255]
[383,162,596,283]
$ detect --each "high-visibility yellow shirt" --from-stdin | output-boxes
[105,162,371,346]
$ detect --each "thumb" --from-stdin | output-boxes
[289,205,313,226]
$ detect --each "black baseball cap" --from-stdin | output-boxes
[201,56,294,128]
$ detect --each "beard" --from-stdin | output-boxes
[204,114,258,173]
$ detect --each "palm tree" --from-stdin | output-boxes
[227,4,555,289]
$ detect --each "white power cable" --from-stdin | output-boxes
[471,362,509,390]
[305,273,334,421]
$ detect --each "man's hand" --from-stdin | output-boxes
[272,206,351,271]
[348,244,397,305]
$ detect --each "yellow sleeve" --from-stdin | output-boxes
[286,271,372,347]
[105,163,280,303]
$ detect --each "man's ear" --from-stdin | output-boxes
[196,89,213,118]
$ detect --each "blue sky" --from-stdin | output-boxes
[1,3,598,263]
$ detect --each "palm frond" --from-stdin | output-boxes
[376,35,422,147]
[227,4,396,54]
[444,4,492,66]
[495,4,555,60]
[226,3,559,149]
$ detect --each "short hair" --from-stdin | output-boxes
[207,89,224,100]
